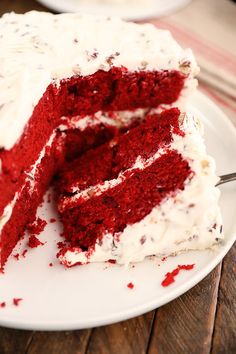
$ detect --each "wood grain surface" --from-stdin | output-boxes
[0,1,235,353]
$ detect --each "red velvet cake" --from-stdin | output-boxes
[0,11,222,269]
[56,108,223,266]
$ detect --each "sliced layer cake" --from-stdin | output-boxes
[57,108,223,266]
[0,11,198,268]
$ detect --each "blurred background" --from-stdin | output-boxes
[1,0,235,124]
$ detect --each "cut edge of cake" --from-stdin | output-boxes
[57,109,223,267]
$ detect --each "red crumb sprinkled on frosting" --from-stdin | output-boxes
[28,235,44,248]
[47,193,52,203]
[50,218,56,223]
[107,259,116,264]
[127,282,134,289]
[161,264,195,287]
[161,257,167,262]
[13,298,23,306]
[27,218,47,235]
[22,249,28,258]
[0,302,6,308]
[49,263,53,267]
[13,253,20,261]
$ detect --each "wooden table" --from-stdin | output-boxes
[0,1,236,353]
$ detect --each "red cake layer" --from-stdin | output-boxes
[0,68,186,268]
[57,108,192,251]
[59,152,191,250]
[58,108,183,195]
[63,123,117,162]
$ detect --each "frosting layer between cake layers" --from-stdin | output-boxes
[58,112,223,266]
[0,11,198,150]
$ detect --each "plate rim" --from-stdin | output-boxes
[36,0,192,21]
[0,90,236,331]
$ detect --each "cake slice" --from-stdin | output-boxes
[0,11,198,268]
[57,108,223,266]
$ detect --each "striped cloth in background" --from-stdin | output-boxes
[147,0,236,125]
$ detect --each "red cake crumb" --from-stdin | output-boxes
[22,249,28,258]
[13,298,23,306]
[47,193,52,203]
[161,257,167,262]
[127,282,134,289]
[0,302,6,308]
[50,218,56,223]
[13,253,20,261]
[161,264,195,287]
[49,262,53,267]
[107,259,116,264]
[28,235,44,248]
[57,241,67,249]
[27,217,47,235]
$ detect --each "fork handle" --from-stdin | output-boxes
[217,172,236,186]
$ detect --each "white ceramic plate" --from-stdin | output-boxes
[0,91,236,330]
[36,0,191,21]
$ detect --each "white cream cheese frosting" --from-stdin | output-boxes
[0,11,198,150]
[0,192,19,235]
[59,112,223,266]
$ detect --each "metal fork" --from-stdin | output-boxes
[217,172,236,186]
